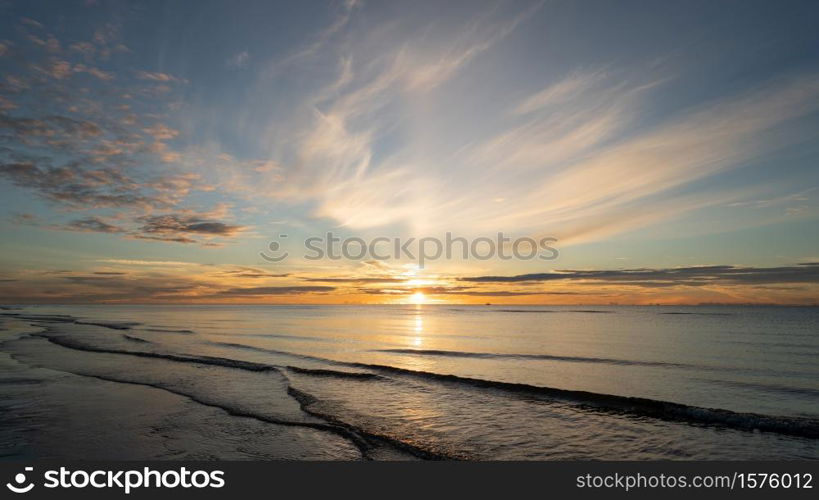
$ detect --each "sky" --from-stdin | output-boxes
[0,0,818,305]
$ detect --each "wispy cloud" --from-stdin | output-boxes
[226,50,250,69]
[513,69,609,115]
[63,216,126,233]
[134,70,185,83]
[96,259,199,267]
[227,1,546,232]
[219,267,290,279]
[288,70,819,243]
[461,263,819,287]
[211,285,336,297]
[218,0,817,245]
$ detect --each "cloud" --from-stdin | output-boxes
[460,264,819,287]
[72,64,114,80]
[129,234,196,244]
[0,273,206,303]
[0,114,102,139]
[213,286,336,297]
[219,267,289,279]
[0,29,216,232]
[1,260,815,305]
[96,259,198,266]
[0,161,206,212]
[0,159,238,245]
[0,29,227,247]
[137,214,245,238]
[513,70,609,115]
[347,73,817,241]
[226,50,250,69]
[69,41,96,59]
[0,96,16,111]
[134,70,185,83]
[228,1,819,244]
[143,123,179,140]
[223,1,543,232]
[20,18,44,30]
[360,286,552,297]
[267,0,361,71]
[0,162,159,209]
[403,1,543,92]
[63,216,126,233]
[7,212,41,225]
[303,277,407,283]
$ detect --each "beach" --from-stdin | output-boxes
[1,305,817,461]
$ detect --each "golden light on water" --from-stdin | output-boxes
[412,315,424,346]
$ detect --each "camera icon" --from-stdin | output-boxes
[6,466,34,493]
[260,234,289,262]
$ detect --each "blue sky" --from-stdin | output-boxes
[0,0,817,304]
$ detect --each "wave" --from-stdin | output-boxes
[342,360,819,439]
[122,334,151,344]
[283,384,452,460]
[2,313,76,323]
[375,348,818,378]
[0,377,43,385]
[17,335,442,460]
[206,341,314,359]
[1,313,140,331]
[286,366,383,380]
[717,339,818,350]
[445,307,614,314]
[67,371,384,459]
[37,333,279,373]
[140,327,195,334]
[213,332,337,343]
[703,378,819,399]
[34,329,819,440]
[374,348,691,369]
[659,312,734,316]
[495,309,614,314]
[40,334,379,381]
[75,320,140,330]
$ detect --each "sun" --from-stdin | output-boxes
[409,292,426,304]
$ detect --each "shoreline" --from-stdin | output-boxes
[2,309,817,461]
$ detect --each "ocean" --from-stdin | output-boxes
[1,305,817,460]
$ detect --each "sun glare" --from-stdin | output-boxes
[410,292,426,305]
